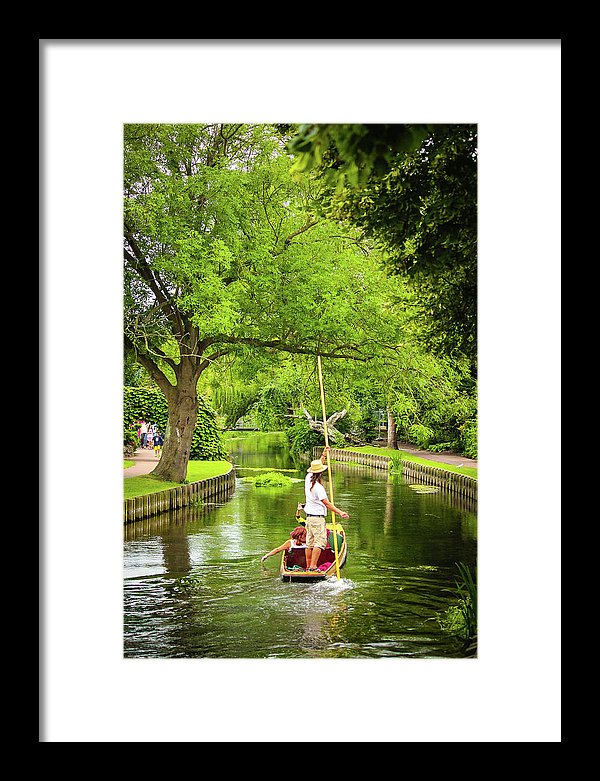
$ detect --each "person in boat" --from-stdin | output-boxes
[304,446,349,572]
[260,525,307,564]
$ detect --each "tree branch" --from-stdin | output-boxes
[124,335,175,399]
[123,232,188,338]
[209,335,366,361]
[274,219,319,255]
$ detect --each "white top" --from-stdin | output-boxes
[289,539,307,549]
[304,473,327,516]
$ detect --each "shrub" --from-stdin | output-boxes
[408,423,435,448]
[123,428,139,448]
[189,395,228,460]
[123,426,139,456]
[459,418,478,459]
[123,386,169,432]
[285,419,323,456]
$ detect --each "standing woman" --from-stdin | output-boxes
[304,446,349,571]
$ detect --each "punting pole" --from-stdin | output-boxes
[317,354,341,580]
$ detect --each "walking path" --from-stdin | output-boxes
[124,447,162,478]
[385,440,477,469]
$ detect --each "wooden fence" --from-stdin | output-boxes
[123,465,237,524]
[314,447,477,504]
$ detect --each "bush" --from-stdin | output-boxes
[285,419,323,456]
[123,386,169,432]
[123,427,139,456]
[189,395,228,460]
[408,423,435,448]
[459,418,478,459]
[123,428,139,448]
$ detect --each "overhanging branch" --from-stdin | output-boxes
[124,335,175,398]
[211,335,366,361]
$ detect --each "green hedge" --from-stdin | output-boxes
[123,386,227,460]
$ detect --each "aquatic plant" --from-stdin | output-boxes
[243,472,294,487]
[389,453,403,473]
[438,562,477,644]
[408,484,438,494]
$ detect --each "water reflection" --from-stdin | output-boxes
[124,432,477,659]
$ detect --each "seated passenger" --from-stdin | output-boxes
[260,526,307,566]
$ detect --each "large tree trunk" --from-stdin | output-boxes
[151,363,200,483]
[387,409,398,450]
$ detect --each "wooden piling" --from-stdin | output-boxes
[314,447,477,504]
[124,465,237,524]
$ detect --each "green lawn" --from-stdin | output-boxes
[124,460,233,499]
[221,430,262,442]
[341,445,477,479]
[123,460,135,469]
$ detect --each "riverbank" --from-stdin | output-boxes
[345,443,477,479]
[123,433,477,501]
[320,447,477,504]
[123,448,233,499]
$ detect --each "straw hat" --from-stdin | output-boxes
[307,459,328,474]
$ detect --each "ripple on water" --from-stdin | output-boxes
[124,435,476,659]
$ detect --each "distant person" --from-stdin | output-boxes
[153,430,164,458]
[139,419,148,449]
[260,526,307,565]
[147,422,156,448]
[304,446,349,571]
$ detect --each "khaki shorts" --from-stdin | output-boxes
[306,515,327,550]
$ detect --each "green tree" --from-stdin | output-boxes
[287,123,433,187]
[124,123,389,481]
[203,276,477,456]
[287,124,478,375]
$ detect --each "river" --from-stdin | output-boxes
[123,432,477,659]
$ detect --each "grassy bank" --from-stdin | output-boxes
[341,445,477,479]
[124,460,233,500]
[221,430,262,442]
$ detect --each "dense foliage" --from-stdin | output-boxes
[201,342,477,458]
[124,123,402,479]
[123,386,227,460]
[287,123,433,188]
[125,123,478,471]
[286,124,478,375]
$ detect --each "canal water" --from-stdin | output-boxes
[123,432,477,659]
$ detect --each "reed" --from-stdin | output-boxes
[438,562,477,643]
[389,453,403,474]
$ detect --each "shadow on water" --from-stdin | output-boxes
[124,432,477,659]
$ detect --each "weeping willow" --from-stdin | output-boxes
[209,382,260,429]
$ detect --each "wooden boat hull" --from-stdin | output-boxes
[281,524,346,582]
